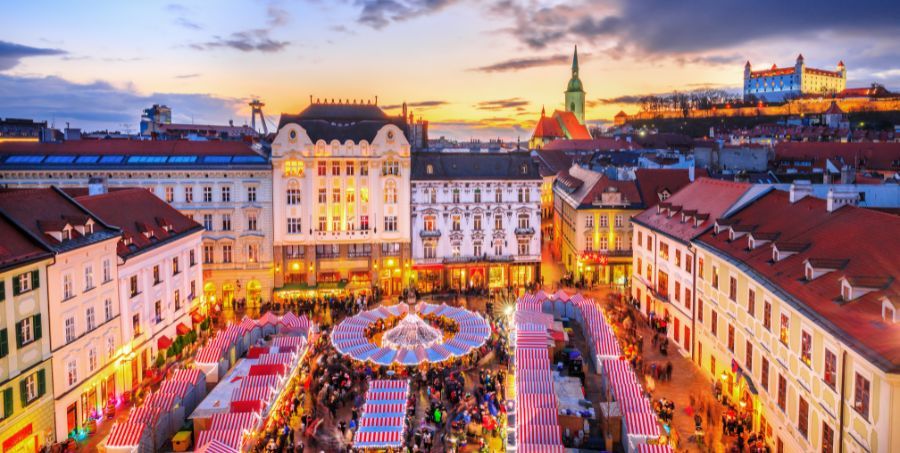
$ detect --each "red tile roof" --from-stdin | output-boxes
[633,169,697,209]
[553,110,591,139]
[0,215,52,272]
[696,190,900,372]
[0,188,118,250]
[532,116,564,139]
[76,189,202,259]
[542,138,638,151]
[0,139,259,156]
[632,178,755,243]
[774,142,900,172]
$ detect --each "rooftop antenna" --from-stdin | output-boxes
[249,99,268,135]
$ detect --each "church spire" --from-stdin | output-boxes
[572,45,579,77]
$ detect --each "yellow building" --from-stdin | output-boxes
[691,189,900,453]
[0,215,57,449]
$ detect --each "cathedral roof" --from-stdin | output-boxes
[554,111,591,139]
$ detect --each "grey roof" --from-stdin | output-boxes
[411,152,541,181]
[278,102,408,143]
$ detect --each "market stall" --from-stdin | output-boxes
[103,422,152,453]
[353,380,410,450]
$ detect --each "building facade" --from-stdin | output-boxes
[0,188,124,441]
[0,140,273,309]
[0,217,55,451]
[744,55,847,102]
[77,188,203,408]
[409,153,542,292]
[270,101,412,298]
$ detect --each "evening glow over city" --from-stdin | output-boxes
[2,0,898,139]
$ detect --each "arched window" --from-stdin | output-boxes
[384,180,398,204]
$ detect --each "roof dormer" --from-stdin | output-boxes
[667,205,681,218]
[714,218,737,234]
[840,276,891,302]
[748,232,778,250]
[772,241,809,262]
[882,297,898,324]
[38,220,72,242]
[729,224,755,241]
[137,222,155,239]
[694,213,709,228]
[804,258,849,281]
[156,217,174,233]
[657,202,670,214]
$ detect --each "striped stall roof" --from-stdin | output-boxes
[624,411,662,437]
[210,412,261,431]
[354,428,404,448]
[158,380,190,398]
[106,422,147,447]
[232,385,272,403]
[169,368,204,384]
[196,429,245,451]
[196,439,239,453]
[144,392,179,410]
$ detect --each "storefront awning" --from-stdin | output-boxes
[413,264,443,270]
[176,323,192,336]
[191,312,205,324]
[157,335,173,350]
[318,281,348,291]
[274,282,316,293]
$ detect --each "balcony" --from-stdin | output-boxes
[420,230,442,238]
[313,229,372,240]
[515,227,536,236]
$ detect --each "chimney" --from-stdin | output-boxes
[789,180,812,203]
[689,165,695,181]
[88,176,108,196]
[840,165,855,184]
[827,186,860,212]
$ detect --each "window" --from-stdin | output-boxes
[203,245,214,263]
[172,257,180,275]
[287,218,302,234]
[495,190,502,203]
[600,236,608,250]
[729,276,737,301]
[429,188,437,204]
[761,357,770,391]
[65,317,76,343]
[385,180,398,204]
[318,188,327,203]
[517,187,530,203]
[600,215,608,228]
[824,349,837,389]
[801,330,812,365]
[777,375,787,411]
[452,215,461,231]
[154,300,163,324]
[332,188,341,203]
[675,250,681,267]
[745,340,753,371]
[221,186,231,202]
[318,216,327,231]
[780,313,790,345]
[202,186,212,203]
[360,163,369,176]
[712,265,719,289]
[452,188,460,204]
[697,298,704,323]
[474,188,481,203]
[175,289,181,311]
[473,215,482,231]
[107,336,116,360]
[184,186,193,203]
[494,241,503,256]
[451,242,461,257]
[222,245,232,263]
[247,186,257,202]
[247,244,259,263]
[317,161,326,176]
[764,301,772,330]
[659,242,669,260]
[854,373,870,419]
[63,274,73,299]
[698,257,704,279]
[382,160,399,176]
[518,213,529,229]
[84,265,93,290]
[586,215,594,228]
[203,214,213,231]
[822,423,834,453]
[165,186,174,203]
[221,214,231,231]
[346,161,355,175]
[103,259,111,283]
[473,242,482,257]
[798,396,809,438]
[86,307,95,331]
[518,239,529,256]
[710,310,718,336]
[132,314,141,338]
[727,324,735,351]
[748,289,756,315]
[384,216,398,232]
[104,298,113,321]
[88,347,98,372]
[424,215,436,231]
[614,215,623,227]
[424,241,436,259]
[494,215,503,230]
[287,188,301,205]
[686,257,693,274]
[67,361,77,387]
[332,161,341,176]
[189,249,196,266]
[153,265,161,285]
[674,281,681,302]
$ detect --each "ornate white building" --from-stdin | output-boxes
[409,153,542,292]
[270,101,412,297]
[744,54,847,102]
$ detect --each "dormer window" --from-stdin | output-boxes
[772,247,780,262]
[805,264,814,281]
[123,236,133,246]
[426,164,434,175]
[62,227,72,240]
[842,281,852,301]
[86,222,94,234]
[882,298,896,324]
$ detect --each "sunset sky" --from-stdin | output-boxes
[1,0,898,140]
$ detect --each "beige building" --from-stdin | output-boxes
[0,216,55,450]
[270,101,412,298]
[678,185,900,453]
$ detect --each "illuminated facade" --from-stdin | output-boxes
[271,101,412,297]
[0,141,273,309]
[409,153,542,292]
[0,218,55,451]
[744,54,847,102]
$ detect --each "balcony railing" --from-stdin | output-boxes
[420,230,442,238]
[515,227,535,235]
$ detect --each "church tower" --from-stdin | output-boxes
[565,45,586,125]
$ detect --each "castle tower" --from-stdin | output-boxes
[565,45,586,125]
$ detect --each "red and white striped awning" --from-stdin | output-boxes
[365,390,407,402]
[362,403,406,416]
[359,415,405,428]
[517,424,562,445]
[272,335,306,349]
[158,380,190,398]
[106,422,147,447]
[242,375,280,390]
[196,439,239,453]
[368,380,408,391]
[517,378,554,394]
[127,407,160,425]
[516,393,557,409]
[258,311,280,326]
[624,411,661,437]
[169,368,204,384]
[517,407,559,426]
[196,429,244,451]
[232,385,272,403]
[553,289,571,301]
[195,341,226,363]
[517,444,565,453]
[637,444,674,453]
[619,394,653,414]
[144,392,179,411]
[256,352,294,366]
[354,429,404,448]
[515,348,550,369]
[210,412,261,431]
[239,316,259,333]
